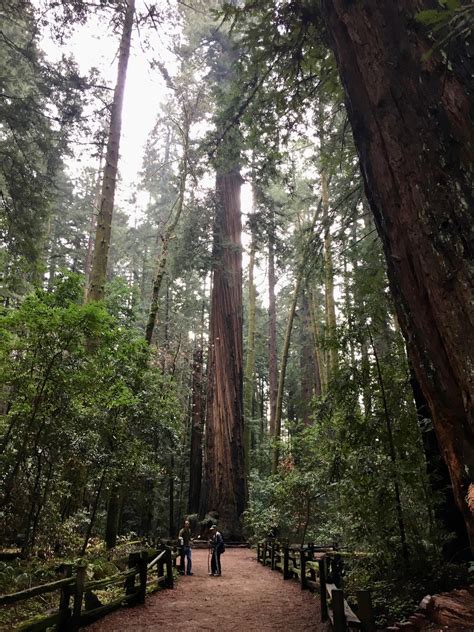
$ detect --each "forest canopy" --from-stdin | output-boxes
[0,0,472,628]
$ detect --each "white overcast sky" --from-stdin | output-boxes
[40,3,168,210]
[39,1,257,285]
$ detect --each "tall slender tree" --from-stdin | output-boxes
[88,0,135,302]
[267,209,278,440]
[243,211,257,477]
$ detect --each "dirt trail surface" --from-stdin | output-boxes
[85,548,327,631]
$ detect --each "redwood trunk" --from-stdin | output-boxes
[410,367,470,559]
[321,0,474,545]
[201,169,246,539]
[88,0,134,301]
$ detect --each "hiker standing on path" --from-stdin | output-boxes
[209,525,224,576]
[179,519,193,575]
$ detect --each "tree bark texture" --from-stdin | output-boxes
[201,169,246,539]
[410,366,470,559]
[188,348,204,515]
[88,0,134,302]
[321,0,474,546]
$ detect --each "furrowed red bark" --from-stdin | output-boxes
[321,0,474,546]
[201,166,246,540]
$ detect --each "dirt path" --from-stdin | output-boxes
[85,548,327,631]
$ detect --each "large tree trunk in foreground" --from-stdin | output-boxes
[410,367,470,559]
[88,0,134,302]
[322,0,474,546]
[201,167,246,539]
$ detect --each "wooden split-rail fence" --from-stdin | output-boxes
[0,546,177,631]
[257,539,376,632]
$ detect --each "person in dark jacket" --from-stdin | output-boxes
[209,525,224,576]
[178,519,193,575]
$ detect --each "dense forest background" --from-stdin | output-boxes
[1,0,472,627]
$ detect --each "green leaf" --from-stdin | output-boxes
[416,9,447,27]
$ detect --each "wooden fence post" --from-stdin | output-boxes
[283,544,290,580]
[165,547,173,589]
[257,542,261,563]
[357,589,376,632]
[270,541,276,570]
[58,563,72,631]
[172,545,178,568]
[158,549,165,588]
[125,552,140,598]
[299,549,307,590]
[72,564,86,630]
[332,588,346,632]
[334,553,343,587]
[137,551,148,604]
[319,557,328,622]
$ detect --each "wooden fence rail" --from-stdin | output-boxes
[0,546,174,632]
[257,539,375,632]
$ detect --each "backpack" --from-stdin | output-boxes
[217,533,225,554]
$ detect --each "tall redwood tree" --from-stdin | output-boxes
[200,138,246,539]
[321,0,474,546]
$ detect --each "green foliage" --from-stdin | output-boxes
[346,553,469,627]
[0,273,184,554]
[417,0,473,59]
[0,1,88,290]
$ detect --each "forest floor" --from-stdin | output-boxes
[84,547,327,631]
